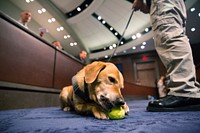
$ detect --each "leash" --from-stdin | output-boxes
[107,9,135,62]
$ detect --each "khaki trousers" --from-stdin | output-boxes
[150,0,200,97]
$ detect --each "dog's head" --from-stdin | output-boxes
[82,61,125,111]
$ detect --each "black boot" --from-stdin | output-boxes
[147,95,200,112]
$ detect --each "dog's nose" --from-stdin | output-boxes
[114,97,125,106]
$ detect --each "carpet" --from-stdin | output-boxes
[0,100,200,133]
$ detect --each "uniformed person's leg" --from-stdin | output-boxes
[147,0,200,112]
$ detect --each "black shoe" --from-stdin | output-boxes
[147,95,200,112]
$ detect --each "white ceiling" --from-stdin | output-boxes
[9,0,200,60]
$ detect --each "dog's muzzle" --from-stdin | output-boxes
[100,95,125,110]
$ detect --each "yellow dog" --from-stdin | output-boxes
[59,61,129,119]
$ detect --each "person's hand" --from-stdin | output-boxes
[132,0,150,14]
[132,0,144,11]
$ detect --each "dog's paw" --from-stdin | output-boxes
[63,107,71,111]
[92,107,108,120]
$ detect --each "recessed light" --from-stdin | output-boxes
[48,19,52,23]
[132,35,136,40]
[74,42,77,45]
[64,35,67,39]
[41,8,46,12]
[145,28,149,32]
[142,42,146,45]
[191,28,195,32]
[98,16,102,20]
[141,45,145,49]
[109,46,113,49]
[38,10,42,14]
[190,8,195,12]
[70,42,73,46]
[51,18,56,22]
[132,46,136,50]
[56,28,60,31]
[60,27,64,30]
[77,7,81,12]
[136,33,141,38]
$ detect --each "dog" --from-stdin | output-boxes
[59,61,129,119]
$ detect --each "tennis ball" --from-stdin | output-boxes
[108,106,125,120]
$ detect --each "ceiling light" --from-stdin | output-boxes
[136,33,141,38]
[64,35,67,39]
[199,13,200,17]
[145,28,149,32]
[110,27,113,31]
[102,20,106,24]
[142,42,146,45]
[132,35,136,40]
[41,8,46,12]
[85,4,88,7]
[109,46,113,49]
[51,18,56,22]
[77,7,81,12]
[56,28,60,31]
[98,16,102,20]
[26,0,30,3]
[113,44,117,47]
[105,55,108,58]
[38,10,42,14]
[190,8,195,12]
[120,41,124,44]
[67,35,70,38]
[132,46,136,50]
[141,45,145,49]
[60,27,64,30]
[115,32,118,36]
[123,50,126,53]
[74,42,77,45]
[48,19,52,23]
[70,42,73,46]
[191,28,195,32]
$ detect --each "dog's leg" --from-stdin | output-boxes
[74,103,108,119]
[59,86,74,111]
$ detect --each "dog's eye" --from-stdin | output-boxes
[108,76,116,83]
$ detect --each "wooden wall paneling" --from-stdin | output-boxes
[53,51,84,89]
[0,17,55,87]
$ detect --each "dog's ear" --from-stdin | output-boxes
[85,61,106,83]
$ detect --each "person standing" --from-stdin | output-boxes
[52,41,64,50]
[132,0,200,111]
[79,50,87,64]
[18,10,32,28]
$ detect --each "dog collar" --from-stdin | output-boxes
[72,76,91,102]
